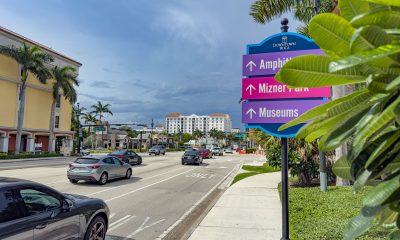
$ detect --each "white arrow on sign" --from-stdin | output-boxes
[246,108,256,119]
[246,61,256,72]
[246,84,256,95]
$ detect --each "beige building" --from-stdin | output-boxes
[0,26,81,153]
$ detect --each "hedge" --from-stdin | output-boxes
[0,152,63,160]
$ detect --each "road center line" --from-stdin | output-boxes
[86,166,188,197]
[105,168,196,202]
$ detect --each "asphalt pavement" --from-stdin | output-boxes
[0,152,260,240]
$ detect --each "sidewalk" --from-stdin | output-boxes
[0,156,70,163]
[188,171,282,240]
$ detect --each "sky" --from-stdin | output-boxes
[0,0,300,129]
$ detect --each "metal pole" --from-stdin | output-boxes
[150,119,154,147]
[76,103,81,155]
[280,18,290,240]
[281,137,290,240]
[319,151,327,192]
[140,131,142,152]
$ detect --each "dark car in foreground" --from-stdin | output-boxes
[149,145,166,155]
[67,155,132,185]
[108,150,142,165]
[182,150,203,165]
[0,177,109,240]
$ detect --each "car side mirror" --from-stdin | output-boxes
[62,199,72,212]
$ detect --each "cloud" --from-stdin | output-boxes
[89,81,111,88]
[102,67,121,74]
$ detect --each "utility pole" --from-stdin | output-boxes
[76,103,81,154]
[150,119,154,147]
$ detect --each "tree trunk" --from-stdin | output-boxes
[48,101,56,153]
[333,85,352,186]
[15,66,26,154]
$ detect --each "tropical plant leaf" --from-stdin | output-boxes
[381,152,400,176]
[330,44,400,72]
[352,98,400,159]
[389,229,400,239]
[350,25,393,55]
[365,131,400,169]
[387,76,400,92]
[354,169,373,193]
[275,55,366,88]
[366,74,399,93]
[339,0,370,21]
[363,175,400,207]
[332,155,352,180]
[326,91,372,117]
[344,206,381,240]
[351,10,400,29]
[365,0,400,7]
[309,13,355,57]
[279,90,369,131]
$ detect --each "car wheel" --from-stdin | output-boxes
[84,216,106,240]
[125,169,132,179]
[182,161,185,165]
[163,152,166,155]
[69,179,78,184]
[98,172,108,185]
[138,160,142,165]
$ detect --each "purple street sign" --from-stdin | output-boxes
[242,99,328,124]
[242,77,331,100]
[242,49,324,77]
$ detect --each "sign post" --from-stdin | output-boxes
[241,18,331,240]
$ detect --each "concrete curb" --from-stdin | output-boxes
[0,156,69,163]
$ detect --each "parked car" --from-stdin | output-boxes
[0,177,109,240]
[182,150,203,165]
[197,148,212,159]
[108,150,142,165]
[149,145,166,155]
[212,147,223,156]
[224,148,233,154]
[67,156,132,185]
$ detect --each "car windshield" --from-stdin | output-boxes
[184,151,197,156]
[74,158,100,164]
[110,150,126,155]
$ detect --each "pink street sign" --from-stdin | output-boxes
[242,77,331,100]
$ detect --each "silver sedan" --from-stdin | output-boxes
[67,155,132,185]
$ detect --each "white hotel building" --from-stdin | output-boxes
[166,113,232,134]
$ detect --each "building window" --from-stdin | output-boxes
[55,116,60,129]
[55,94,61,108]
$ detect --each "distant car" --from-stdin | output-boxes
[108,150,142,165]
[212,147,223,156]
[182,150,203,165]
[197,148,212,159]
[0,177,109,240]
[67,156,132,185]
[149,145,166,155]
[80,147,90,156]
[224,148,233,154]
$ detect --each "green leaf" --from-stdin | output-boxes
[365,0,400,7]
[319,105,372,151]
[353,98,400,159]
[381,152,400,176]
[351,10,400,29]
[387,76,400,92]
[309,13,355,57]
[366,74,399,93]
[344,206,381,240]
[379,206,398,226]
[350,26,392,54]
[332,156,352,180]
[353,169,373,193]
[276,55,366,88]
[339,0,370,21]
[389,230,400,239]
[330,44,400,72]
[326,91,372,117]
[363,175,400,207]
[279,90,369,131]
[365,131,400,169]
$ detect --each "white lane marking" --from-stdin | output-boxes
[108,215,136,232]
[86,166,188,197]
[219,166,228,169]
[185,173,216,179]
[109,215,131,227]
[105,168,196,202]
[156,164,240,239]
[109,213,115,219]
[123,217,166,239]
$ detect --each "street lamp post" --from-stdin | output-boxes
[76,103,82,154]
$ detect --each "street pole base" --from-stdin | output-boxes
[281,238,290,240]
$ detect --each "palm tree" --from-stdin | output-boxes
[91,101,113,146]
[209,128,219,139]
[250,0,337,35]
[0,43,54,154]
[82,112,98,149]
[192,129,204,141]
[48,66,79,152]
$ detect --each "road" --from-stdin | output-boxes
[0,152,262,240]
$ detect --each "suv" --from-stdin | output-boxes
[0,177,109,240]
[212,147,223,156]
[149,145,166,155]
